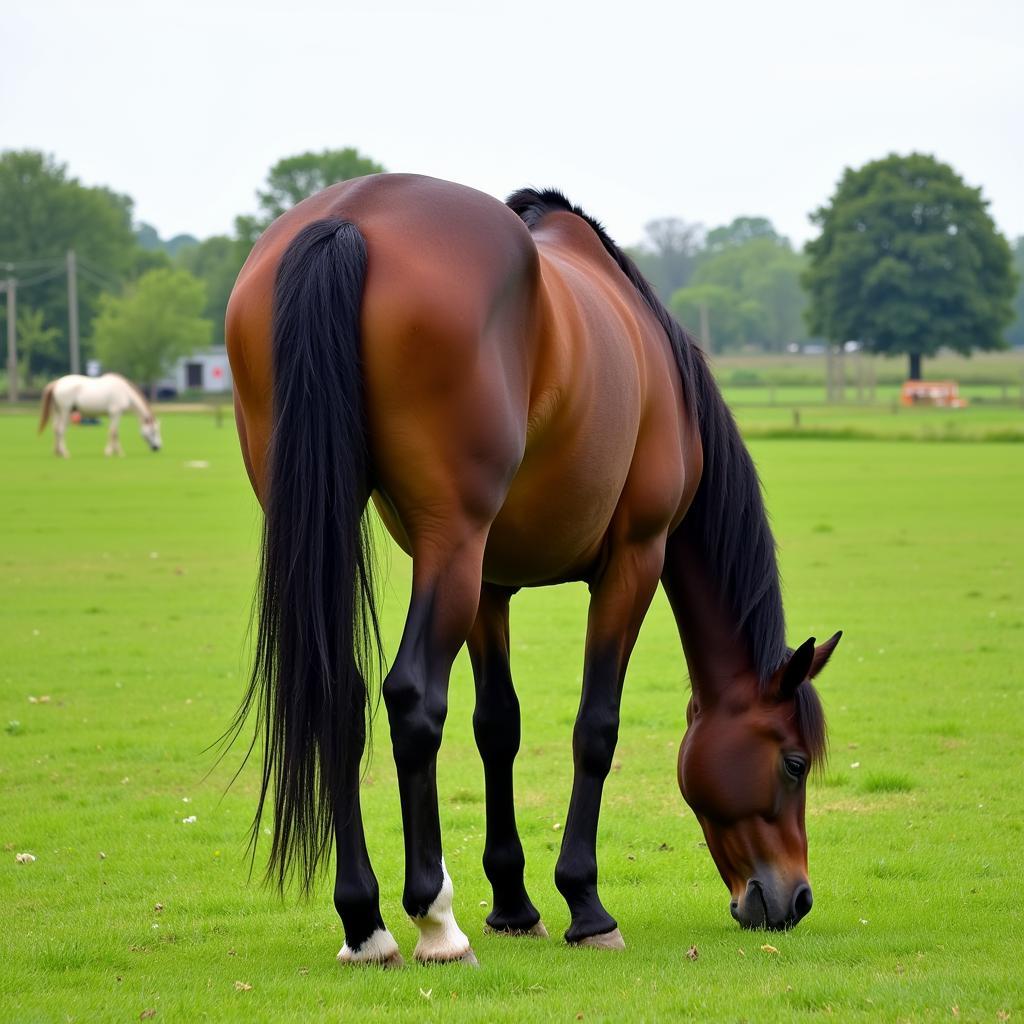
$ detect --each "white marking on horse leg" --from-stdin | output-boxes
[412,860,474,963]
[337,927,403,967]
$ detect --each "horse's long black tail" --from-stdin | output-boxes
[241,218,381,892]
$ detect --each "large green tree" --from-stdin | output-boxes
[235,147,385,248]
[92,269,211,396]
[0,151,143,376]
[803,153,1016,380]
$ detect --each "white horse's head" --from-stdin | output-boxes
[141,417,162,451]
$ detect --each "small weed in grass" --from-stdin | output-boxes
[925,720,964,738]
[816,771,850,789]
[860,772,914,794]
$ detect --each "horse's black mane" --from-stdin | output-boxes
[507,189,823,754]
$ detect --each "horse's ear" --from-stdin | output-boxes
[777,637,816,700]
[809,630,842,679]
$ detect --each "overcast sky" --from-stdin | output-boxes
[4,0,1022,249]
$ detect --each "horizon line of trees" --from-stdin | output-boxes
[1,147,1022,391]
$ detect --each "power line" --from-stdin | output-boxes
[14,265,67,289]
[75,261,122,292]
[0,256,66,272]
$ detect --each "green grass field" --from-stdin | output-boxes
[2,410,1022,1022]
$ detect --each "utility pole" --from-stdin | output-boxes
[67,249,80,375]
[5,277,17,402]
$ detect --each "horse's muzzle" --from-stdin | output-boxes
[730,878,813,931]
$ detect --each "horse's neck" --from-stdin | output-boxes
[119,379,151,419]
[661,533,756,705]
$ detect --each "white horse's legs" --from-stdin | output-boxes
[105,412,124,456]
[54,409,70,458]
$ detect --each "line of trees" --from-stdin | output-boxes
[2,148,1021,392]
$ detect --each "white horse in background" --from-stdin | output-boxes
[39,374,162,457]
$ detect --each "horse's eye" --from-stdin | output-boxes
[784,755,807,779]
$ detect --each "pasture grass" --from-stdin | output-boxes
[1,410,1023,1022]
[713,348,1024,389]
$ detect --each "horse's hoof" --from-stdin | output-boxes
[573,927,625,951]
[484,920,549,938]
[414,946,479,967]
[337,947,405,969]
[337,931,404,968]
[337,948,404,969]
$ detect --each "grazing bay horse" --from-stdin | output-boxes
[38,373,162,457]
[225,173,840,966]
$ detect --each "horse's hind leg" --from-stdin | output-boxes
[468,583,546,937]
[383,522,492,964]
[334,713,402,967]
[54,407,70,458]
[555,536,666,949]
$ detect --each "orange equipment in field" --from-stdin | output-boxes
[900,380,968,408]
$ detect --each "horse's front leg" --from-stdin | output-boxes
[383,526,489,964]
[105,411,123,456]
[468,583,546,937]
[555,537,665,949]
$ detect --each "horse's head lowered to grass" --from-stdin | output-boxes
[678,632,841,930]
[140,416,162,451]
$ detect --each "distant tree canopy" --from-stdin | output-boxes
[628,217,704,301]
[1008,237,1024,349]
[175,236,244,347]
[0,150,145,377]
[92,269,211,395]
[669,220,810,352]
[704,216,781,253]
[135,223,199,258]
[803,152,1017,379]
[235,147,386,248]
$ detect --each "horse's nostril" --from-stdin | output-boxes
[790,884,813,924]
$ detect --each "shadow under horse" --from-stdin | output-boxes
[225,173,841,966]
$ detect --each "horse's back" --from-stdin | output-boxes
[484,213,693,583]
[54,373,130,414]
[52,374,89,408]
